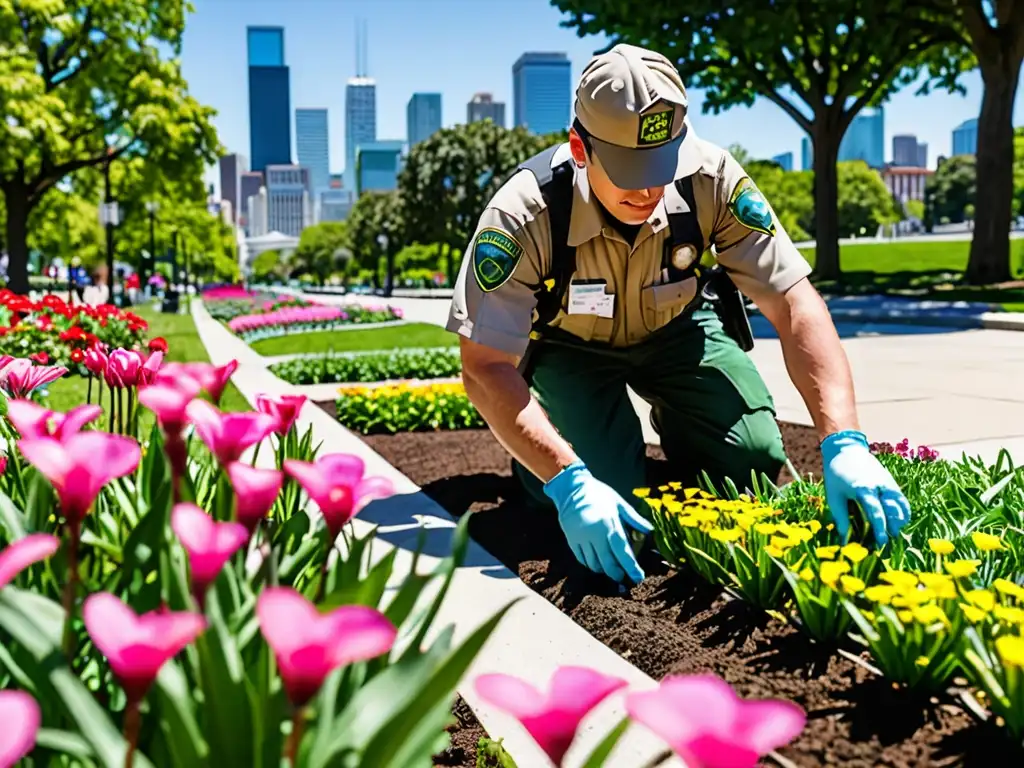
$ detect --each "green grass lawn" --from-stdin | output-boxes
[42,302,250,420]
[798,239,1024,310]
[249,322,458,357]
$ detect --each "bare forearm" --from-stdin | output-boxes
[463,361,579,483]
[776,287,859,440]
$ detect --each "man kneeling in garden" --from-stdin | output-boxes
[445,44,911,585]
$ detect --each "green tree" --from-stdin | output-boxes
[926,155,977,225]
[346,191,404,289]
[1013,126,1024,219]
[399,121,555,283]
[835,161,900,238]
[554,0,964,280]
[904,199,926,221]
[251,249,284,282]
[745,163,814,242]
[0,0,221,294]
[292,221,348,284]
[22,187,105,270]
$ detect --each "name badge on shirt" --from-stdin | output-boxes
[568,280,614,319]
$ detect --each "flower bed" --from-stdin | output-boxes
[359,423,1024,765]
[271,347,461,385]
[0,291,148,369]
[227,304,404,342]
[334,381,484,434]
[204,293,312,322]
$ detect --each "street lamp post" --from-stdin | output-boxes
[144,201,159,295]
[377,233,392,297]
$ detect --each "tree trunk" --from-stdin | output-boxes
[810,117,843,281]
[2,185,31,294]
[965,55,1021,284]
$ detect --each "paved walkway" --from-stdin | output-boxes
[291,291,1024,465]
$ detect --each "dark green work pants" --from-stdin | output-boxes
[515,307,788,506]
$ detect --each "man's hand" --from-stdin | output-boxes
[821,430,911,547]
[544,461,653,584]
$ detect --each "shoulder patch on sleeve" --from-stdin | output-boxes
[472,227,524,292]
[727,177,776,237]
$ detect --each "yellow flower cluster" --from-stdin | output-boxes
[927,532,1006,557]
[795,543,871,591]
[337,381,467,400]
[636,486,798,544]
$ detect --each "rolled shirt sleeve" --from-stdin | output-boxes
[446,207,543,358]
[710,151,812,304]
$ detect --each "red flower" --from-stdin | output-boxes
[29,352,49,365]
[59,326,87,343]
[148,337,168,353]
[70,349,85,364]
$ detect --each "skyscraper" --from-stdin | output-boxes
[952,118,978,156]
[467,92,506,127]
[513,52,572,136]
[407,93,442,146]
[892,134,928,168]
[266,165,311,237]
[238,171,264,233]
[345,21,375,192]
[356,140,405,195]
[218,154,248,223]
[838,107,885,168]
[771,152,793,172]
[247,27,291,172]
[917,142,929,169]
[801,136,812,171]
[295,108,330,194]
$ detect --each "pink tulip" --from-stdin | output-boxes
[0,358,68,398]
[283,454,393,539]
[83,593,206,702]
[0,534,60,590]
[226,462,284,535]
[255,393,307,436]
[171,503,249,599]
[104,349,144,388]
[0,355,15,375]
[161,361,237,404]
[257,587,397,706]
[6,400,102,441]
[139,350,164,386]
[186,400,276,464]
[18,432,141,524]
[0,456,6,476]
[625,674,806,768]
[138,380,200,434]
[0,690,41,768]
[475,667,628,765]
[84,347,108,377]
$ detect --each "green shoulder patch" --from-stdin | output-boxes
[472,227,524,292]
[727,177,776,237]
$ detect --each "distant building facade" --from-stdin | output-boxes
[295,108,330,195]
[771,152,793,172]
[513,52,571,135]
[247,27,291,172]
[356,140,405,194]
[265,164,311,237]
[218,154,247,223]
[345,77,376,191]
[838,107,885,168]
[882,166,934,203]
[467,92,506,127]
[407,93,442,146]
[952,118,978,156]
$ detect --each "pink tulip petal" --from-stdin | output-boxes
[0,534,61,590]
[185,399,220,448]
[0,690,41,767]
[317,453,366,489]
[684,736,760,768]
[325,604,399,667]
[257,587,320,657]
[66,432,141,485]
[138,384,195,430]
[171,503,248,588]
[18,438,75,488]
[354,476,395,511]
[475,673,545,719]
[84,593,148,659]
[5,399,53,439]
[59,404,103,438]
[227,462,283,531]
[547,666,628,717]
[283,459,334,505]
[736,700,807,755]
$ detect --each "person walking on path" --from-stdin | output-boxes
[446,44,910,585]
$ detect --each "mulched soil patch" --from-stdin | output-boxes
[323,407,1019,767]
[433,696,488,768]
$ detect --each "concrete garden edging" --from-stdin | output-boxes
[191,300,683,768]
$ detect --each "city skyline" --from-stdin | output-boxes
[183,0,1024,191]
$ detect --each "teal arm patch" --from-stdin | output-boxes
[472,227,524,292]
[728,177,776,237]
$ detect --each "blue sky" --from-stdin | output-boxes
[182,0,1024,191]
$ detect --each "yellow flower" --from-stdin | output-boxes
[841,543,869,563]
[658,485,671,492]
[677,515,700,528]
[732,512,759,531]
[754,523,778,536]
[928,539,955,556]
[892,588,935,608]
[786,527,814,544]
[897,609,914,624]
[662,494,677,503]
[963,589,996,612]
[971,532,1005,552]
[684,488,709,500]
[911,604,949,626]
[815,546,840,560]
[798,567,815,582]
[917,573,956,599]
[995,635,1024,667]
[945,560,981,578]
[633,488,651,498]
[960,604,989,624]
[993,605,1024,625]
[664,500,684,514]
[806,520,823,534]
[861,610,876,622]
[879,571,919,590]
[668,482,682,490]
[840,575,866,594]
[820,560,851,587]
[647,499,664,512]
[709,528,744,543]
[769,536,795,552]
[915,656,930,667]
[864,585,899,605]
[994,579,1024,601]
[764,545,786,558]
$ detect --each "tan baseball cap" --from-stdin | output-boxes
[574,43,699,190]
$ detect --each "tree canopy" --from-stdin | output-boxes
[927,156,978,225]
[292,221,349,284]
[552,0,965,279]
[0,0,221,293]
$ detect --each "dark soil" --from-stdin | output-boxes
[334,414,1017,768]
[433,696,488,768]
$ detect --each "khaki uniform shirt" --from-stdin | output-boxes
[446,139,812,359]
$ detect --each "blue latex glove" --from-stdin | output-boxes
[821,430,911,547]
[544,461,653,584]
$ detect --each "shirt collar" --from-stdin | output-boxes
[567,167,675,247]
